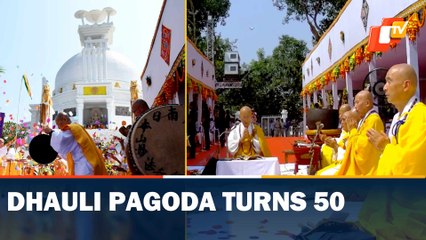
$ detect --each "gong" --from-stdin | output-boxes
[29,134,58,164]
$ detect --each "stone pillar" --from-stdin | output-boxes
[188,89,193,104]
[197,94,202,127]
[87,44,93,82]
[406,38,419,99]
[303,95,307,133]
[345,73,354,107]
[83,46,88,82]
[107,98,115,129]
[92,47,98,82]
[321,89,329,108]
[103,41,107,81]
[313,91,318,104]
[76,99,84,126]
[307,94,312,108]
[332,82,338,109]
[368,56,379,112]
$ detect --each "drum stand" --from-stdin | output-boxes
[308,123,322,175]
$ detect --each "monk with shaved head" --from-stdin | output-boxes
[367,63,426,175]
[227,106,270,159]
[43,112,107,175]
[336,90,384,175]
[317,107,359,175]
[358,64,426,239]
[318,104,351,172]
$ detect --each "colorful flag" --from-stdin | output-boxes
[0,112,4,138]
[22,74,32,99]
[161,24,172,65]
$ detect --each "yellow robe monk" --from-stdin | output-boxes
[227,124,271,158]
[68,124,107,175]
[337,112,384,175]
[54,123,107,175]
[316,131,349,175]
[320,130,348,169]
[377,102,426,175]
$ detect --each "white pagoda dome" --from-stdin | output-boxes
[47,7,140,129]
[55,51,138,93]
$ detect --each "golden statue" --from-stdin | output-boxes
[40,83,53,125]
[130,81,139,102]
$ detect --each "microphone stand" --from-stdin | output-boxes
[217,129,230,159]
[308,122,323,175]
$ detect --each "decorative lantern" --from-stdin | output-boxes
[349,53,356,71]
[325,72,331,83]
[163,78,176,100]
[364,45,373,62]
[316,80,322,90]
[332,66,339,81]
[339,63,346,79]
[355,48,364,65]
[344,58,350,72]
[321,76,328,87]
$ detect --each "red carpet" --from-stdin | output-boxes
[266,137,305,164]
[187,137,306,166]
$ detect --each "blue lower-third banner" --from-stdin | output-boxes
[0,178,425,240]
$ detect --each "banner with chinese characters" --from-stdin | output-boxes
[161,24,172,65]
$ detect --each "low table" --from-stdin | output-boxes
[216,157,281,175]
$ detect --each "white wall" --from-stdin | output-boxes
[302,0,418,87]
[187,40,216,89]
[140,0,185,107]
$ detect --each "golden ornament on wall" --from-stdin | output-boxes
[407,12,420,42]
[364,45,373,62]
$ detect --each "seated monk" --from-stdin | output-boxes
[227,106,271,159]
[316,109,360,175]
[337,91,384,175]
[318,104,351,168]
[367,63,426,175]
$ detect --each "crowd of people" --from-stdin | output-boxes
[187,101,233,159]
[0,99,151,176]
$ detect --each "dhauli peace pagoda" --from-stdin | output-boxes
[30,7,140,129]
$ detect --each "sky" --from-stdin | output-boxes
[216,0,313,65]
[0,0,163,122]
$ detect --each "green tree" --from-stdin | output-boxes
[218,35,308,124]
[187,0,231,44]
[0,66,4,74]
[273,0,346,43]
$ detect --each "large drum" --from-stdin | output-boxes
[306,109,339,130]
[128,105,185,175]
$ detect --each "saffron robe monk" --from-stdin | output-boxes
[227,106,271,159]
[43,112,106,175]
[337,91,384,175]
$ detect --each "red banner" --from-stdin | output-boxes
[161,25,172,65]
